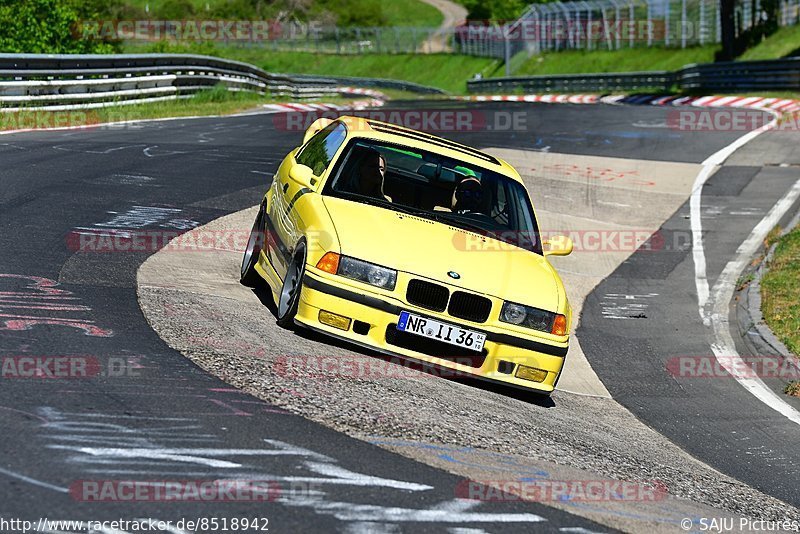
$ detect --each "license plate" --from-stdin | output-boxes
[396,311,486,352]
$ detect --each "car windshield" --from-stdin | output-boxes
[324,139,543,254]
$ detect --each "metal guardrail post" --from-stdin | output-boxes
[681,0,688,48]
[629,2,635,48]
[700,0,706,45]
[504,24,512,77]
[602,8,612,49]
[665,0,671,46]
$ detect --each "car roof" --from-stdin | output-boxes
[334,116,524,183]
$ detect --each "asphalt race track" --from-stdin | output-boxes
[578,124,800,507]
[0,108,613,533]
[1,100,798,531]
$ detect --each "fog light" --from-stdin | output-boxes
[515,365,547,383]
[319,310,351,331]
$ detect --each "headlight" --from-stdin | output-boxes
[500,301,567,335]
[338,256,397,290]
[501,303,526,324]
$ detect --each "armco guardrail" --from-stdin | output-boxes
[679,58,800,91]
[468,71,675,93]
[0,53,437,111]
[468,57,800,94]
[0,53,334,111]
[275,73,447,95]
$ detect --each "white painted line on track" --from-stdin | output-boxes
[0,466,68,493]
[706,179,800,426]
[691,111,780,315]
[281,498,547,523]
[690,108,800,426]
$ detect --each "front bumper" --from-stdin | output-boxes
[294,269,568,393]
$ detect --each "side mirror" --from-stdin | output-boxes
[288,163,314,189]
[544,235,573,256]
[302,118,334,145]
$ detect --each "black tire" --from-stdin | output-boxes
[276,243,307,329]
[240,207,265,287]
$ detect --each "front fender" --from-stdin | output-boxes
[293,193,341,267]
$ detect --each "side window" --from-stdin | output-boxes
[296,123,347,177]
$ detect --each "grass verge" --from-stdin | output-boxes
[124,42,501,93]
[0,86,357,132]
[512,45,718,76]
[255,52,499,94]
[740,24,800,60]
[761,224,800,357]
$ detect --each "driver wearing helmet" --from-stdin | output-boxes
[451,177,483,213]
[355,148,391,202]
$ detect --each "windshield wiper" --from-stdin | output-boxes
[342,195,432,218]
[428,212,490,236]
[344,195,392,209]
[433,214,538,252]
[340,195,497,236]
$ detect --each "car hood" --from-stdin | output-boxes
[322,196,561,311]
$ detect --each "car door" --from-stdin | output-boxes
[266,121,347,280]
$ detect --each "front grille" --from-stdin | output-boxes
[448,291,492,323]
[406,279,449,312]
[385,325,487,367]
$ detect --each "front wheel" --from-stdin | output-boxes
[276,243,306,329]
[240,207,265,287]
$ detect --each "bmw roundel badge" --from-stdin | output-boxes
[447,271,461,279]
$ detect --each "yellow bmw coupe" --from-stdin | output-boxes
[241,116,574,394]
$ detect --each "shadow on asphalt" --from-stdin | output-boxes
[247,283,556,409]
[252,282,278,316]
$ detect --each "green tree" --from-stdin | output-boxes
[154,0,197,19]
[459,0,529,22]
[0,0,119,53]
